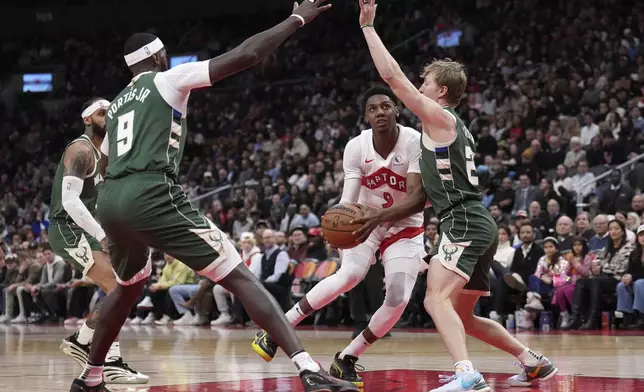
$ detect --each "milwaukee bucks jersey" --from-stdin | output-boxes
[49,135,102,222]
[420,107,482,216]
[104,72,187,181]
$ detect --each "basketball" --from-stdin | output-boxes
[321,203,365,249]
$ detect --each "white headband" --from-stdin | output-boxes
[81,99,110,119]
[124,38,164,66]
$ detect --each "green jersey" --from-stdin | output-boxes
[420,107,482,216]
[49,135,102,222]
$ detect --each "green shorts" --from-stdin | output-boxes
[48,222,103,275]
[96,172,241,286]
[433,201,498,296]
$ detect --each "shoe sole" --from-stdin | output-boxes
[251,340,275,362]
[60,340,88,368]
[508,366,559,387]
[103,368,150,384]
[504,275,527,291]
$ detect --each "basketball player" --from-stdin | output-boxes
[252,85,426,387]
[352,1,558,391]
[69,2,358,392]
[48,98,148,384]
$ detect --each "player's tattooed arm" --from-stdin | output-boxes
[207,0,331,83]
[63,143,94,179]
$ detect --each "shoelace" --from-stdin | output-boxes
[438,374,457,384]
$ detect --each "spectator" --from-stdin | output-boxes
[280,204,299,234]
[232,208,253,241]
[305,228,328,261]
[275,231,287,250]
[132,254,195,325]
[568,160,596,202]
[29,244,66,323]
[632,194,644,216]
[544,199,562,237]
[257,229,290,303]
[0,254,18,317]
[288,204,320,232]
[614,211,637,243]
[492,177,514,215]
[489,204,508,226]
[588,214,610,252]
[568,220,633,330]
[512,174,538,214]
[580,113,600,147]
[6,252,43,323]
[211,232,262,326]
[626,212,641,232]
[616,225,644,330]
[560,237,593,329]
[424,222,439,255]
[575,212,594,241]
[489,225,516,323]
[564,137,586,169]
[598,171,634,215]
[555,216,575,254]
[525,237,569,316]
[504,224,544,293]
[287,227,309,262]
[543,136,566,170]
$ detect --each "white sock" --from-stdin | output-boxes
[517,348,541,366]
[285,303,308,326]
[106,342,121,362]
[339,332,371,359]
[291,351,321,373]
[76,323,95,345]
[79,363,104,387]
[454,360,475,373]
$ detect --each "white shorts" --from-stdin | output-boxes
[342,226,426,277]
[199,236,243,283]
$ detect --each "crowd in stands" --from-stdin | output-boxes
[1,0,644,332]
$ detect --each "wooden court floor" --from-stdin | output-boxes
[1,324,643,391]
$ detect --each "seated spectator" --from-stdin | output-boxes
[616,225,644,330]
[492,177,515,215]
[559,237,593,328]
[563,137,586,169]
[555,216,575,254]
[5,251,43,323]
[29,244,67,323]
[598,171,634,215]
[257,229,290,303]
[275,231,287,250]
[568,160,596,202]
[287,227,309,262]
[543,199,562,237]
[512,174,538,214]
[574,212,594,241]
[306,228,328,261]
[626,212,641,233]
[211,232,262,326]
[489,203,508,226]
[62,271,96,326]
[424,221,439,255]
[567,219,633,330]
[232,208,253,241]
[288,204,320,232]
[524,237,568,314]
[280,204,299,234]
[131,254,195,325]
[614,211,636,243]
[0,254,19,317]
[588,214,609,252]
[489,225,516,323]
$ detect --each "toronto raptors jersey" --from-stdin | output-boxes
[343,125,424,231]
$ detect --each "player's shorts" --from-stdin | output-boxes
[49,221,103,276]
[96,172,242,286]
[342,225,426,277]
[433,200,498,296]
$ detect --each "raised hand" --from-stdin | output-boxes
[359,0,377,27]
[292,0,332,25]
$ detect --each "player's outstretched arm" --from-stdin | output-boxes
[208,0,331,83]
[351,173,426,243]
[359,0,455,141]
[62,143,107,246]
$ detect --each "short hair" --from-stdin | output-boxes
[123,33,158,59]
[362,85,397,111]
[519,223,534,231]
[421,59,467,106]
[41,243,52,252]
[80,97,108,117]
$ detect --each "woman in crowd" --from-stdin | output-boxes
[615,225,644,330]
[211,232,262,326]
[525,237,569,313]
[566,219,633,330]
[488,225,516,323]
[559,237,592,328]
[626,212,641,233]
[614,211,636,243]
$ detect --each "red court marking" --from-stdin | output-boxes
[148,369,644,392]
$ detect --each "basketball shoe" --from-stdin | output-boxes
[60,332,150,384]
[251,330,278,362]
[430,372,491,392]
[329,352,364,388]
[69,379,111,392]
[299,369,360,392]
[507,355,558,387]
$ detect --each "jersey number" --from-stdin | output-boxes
[116,110,135,157]
[382,192,393,208]
[465,145,479,186]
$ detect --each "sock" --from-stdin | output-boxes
[106,342,121,362]
[517,348,541,366]
[339,332,371,359]
[285,303,309,326]
[76,323,95,345]
[291,351,321,373]
[454,360,475,373]
[79,362,104,387]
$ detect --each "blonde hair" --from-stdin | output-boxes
[421,59,467,107]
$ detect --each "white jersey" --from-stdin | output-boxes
[343,125,424,233]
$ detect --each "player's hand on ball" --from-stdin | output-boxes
[350,209,382,243]
[359,0,377,26]
[293,0,332,25]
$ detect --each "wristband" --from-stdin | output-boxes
[290,14,305,27]
[361,24,374,29]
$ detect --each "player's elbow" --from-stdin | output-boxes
[234,42,261,67]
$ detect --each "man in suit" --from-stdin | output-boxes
[512,174,539,215]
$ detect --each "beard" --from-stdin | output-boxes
[92,122,106,138]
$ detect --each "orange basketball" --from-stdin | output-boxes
[321,203,365,249]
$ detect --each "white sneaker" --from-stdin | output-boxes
[10,314,27,324]
[129,317,143,325]
[489,311,502,324]
[210,313,234,326]
[190,316,208,326]
[154,315,172,325]
[140,313,156,325]
[104,357,150,384]
[0,315,10,323]
[559,311,571,329]
[431,372,491,392]
[174,313,194,325]
[137,296,154,309]
[525,292,544,311]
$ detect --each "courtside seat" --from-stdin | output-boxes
[290,259,318,300]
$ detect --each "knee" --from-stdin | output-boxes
[169,285,179,295]
[634,279,644,292]
[617,282,627,294]
[336,261,369,291]
[384,273,414,309]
